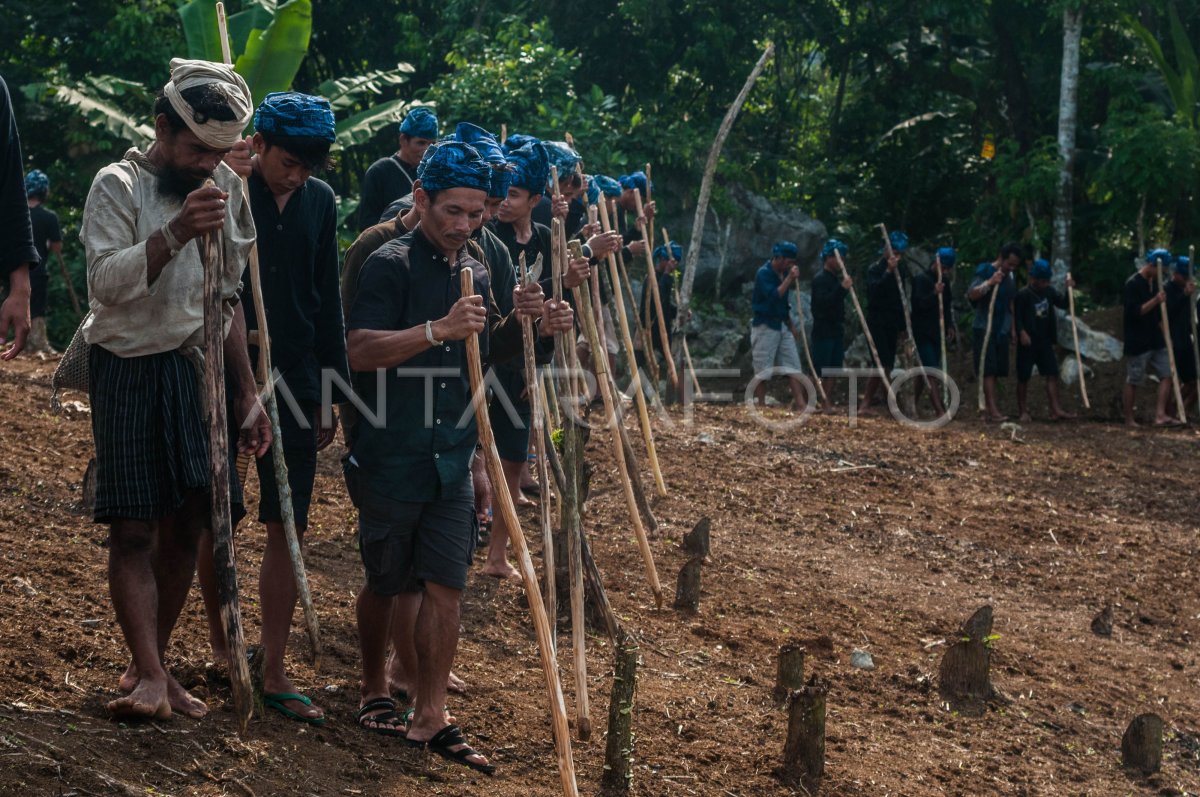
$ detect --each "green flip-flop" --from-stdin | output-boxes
[264,692,326,726]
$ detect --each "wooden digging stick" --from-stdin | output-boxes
[1066,271,1090,409]
[519,253,556,651]
[1190,246,1200,419]
[645,162,655,252]
[634,191,679,393]
[834,250,894,405]
[599,198,667,496]
[573,267,663,609]
[879,223,935,399]
[935,254,951,407]
[200,222,253,736]
[975,273,1002,413]
[610,198,660,388]
[53,251,82,317]
[1156,257,1187,423]
[673,280,704,397]
[217,1,322,669]
[791,280,828,406]
[461,268,579,797]
[659,226,699,401]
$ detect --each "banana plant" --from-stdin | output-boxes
[1127,3,1200,129]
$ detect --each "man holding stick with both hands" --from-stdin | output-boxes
[750,241,809,411]
[968,242,1022,422]
[344,141,572,771]
[80,59,271,720]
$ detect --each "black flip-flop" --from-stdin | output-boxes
[355,697,408,737]
[411,723,495,776]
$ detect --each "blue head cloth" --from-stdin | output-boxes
[586,177,601,205]
[24,169,49,197]
[936,246,956,267]
[506,142,551,194]
[489,166,513,199]
[415,141,491,194]
[879,230,909,255]
[1030,258,1052,280]
[400,107,438,139]
[453,122,505,165]
[821,239,848,260]
[1146,248,1172,266]
[543,141,582,178]
[254,92,336,143]
[502,133,539,155]
[618,171,650,196]
[773,241,799,260]
[1173,255,1192,276]
[653,241,683,262]
[590,174,622,199]
[975,262,996,280]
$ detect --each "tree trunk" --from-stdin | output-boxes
[601,638,639,795]
[781,679,827,790]
[1051,5,1083,288]
[1121,713,1163,774]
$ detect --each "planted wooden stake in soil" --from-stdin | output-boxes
[781,677,828,790]
[774,643,806,701]
[601,638,639,795]
[938,605,997,712]
[1121,712,1163,774]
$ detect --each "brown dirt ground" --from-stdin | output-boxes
[1,341,1199,797]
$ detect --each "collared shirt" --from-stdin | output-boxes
[969,265,1016,336]
[752,262,790,330]
[910,269,953,345]
[80,148,253,357]
[1014,285,1067,348]
[866,256,911,331]
[347,227,493,501]
[0,77,37,279]
[357,154,415,231]
[1123,271,1165,356]
[245,170,348,405]
[811,268,848,339]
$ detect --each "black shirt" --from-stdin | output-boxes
[1164,279,1197,350]
[348,228,494,501]
[1014,285,1067,348]
[244,171,349,406]
[1123,271,1166,356]
[488,219,553,296]
[28,204,61,273]
[866,256,910,331]
[357,154,416,232]
[910,269,953,346]
[811,268,848,340]
[532,195,586,239]
[0,76,37,279]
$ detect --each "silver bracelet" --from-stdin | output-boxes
[425,319,443,346]
[161,221,185,256]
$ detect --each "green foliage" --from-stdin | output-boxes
[21,76,155,148]
[178,0,225,62]
[233,0,313,106]
[317,65,415,111]
[1127,3,1200,128]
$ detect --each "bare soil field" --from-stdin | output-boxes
[0,345,1198,796]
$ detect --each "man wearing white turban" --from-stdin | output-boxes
[79,58,271,721]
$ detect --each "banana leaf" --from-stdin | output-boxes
[227,2,275,60]
[22,81,154,146]
[178,0,224,62]
[235,0,312,107]
[334,98,415,149]
[316,64,415,111]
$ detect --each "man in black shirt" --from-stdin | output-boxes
[346,140,571,769]
[1,75,34,359]
[1164,255,1197,415]
[356,107,437,231]
[643,241,680,364]
[1014,259,1074,422]
[910,246,955,417]
[1122,249,1173,426]
[532,140,586,236]
[24,169,61,354]
[861,231,911,413]
[811,239,852,409]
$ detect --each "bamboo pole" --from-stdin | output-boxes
[573,274,662,609]
[879,224,935,399]
[559,414,590,741]
[53,251,83,317]
[660,227,702,401]
[217,1,321,669]
[975,275,1001,413]
[611,200,660,388]
[791,281,828,406]
[1190,246,1199,419]
[935,254,950,407]
[460,268,579,797]
[634,191,679,393]
[834,250,894,405]
[200,222,253,736]
[644,162,654,252]
[1066,271,1090,409]
[519,253,556,650]
[599,199,666,496]
[1156,257,1186,423]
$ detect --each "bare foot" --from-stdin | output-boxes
[482,560,521,581]
[108,677,171,720]
[985,413,1008,423]
[166,675,208,719]
[447,670,468,696]
[515,494,537,508]
[118,661,138,694]
[1052,410,1076,420]
[1125,418,1141,428]
[1154,416,1182,427]
[1019,413,1032,423]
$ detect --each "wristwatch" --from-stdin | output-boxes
[425,319,443,346]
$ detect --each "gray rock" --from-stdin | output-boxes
[850,649,875,670]
[1059,355,1094,387]
[1055,310,1122,362]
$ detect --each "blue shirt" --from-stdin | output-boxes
[969,264,1016,336]
[752,262,790,330]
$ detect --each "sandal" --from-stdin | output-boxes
[264,692,325,726]
[411,723,496,776]
[355,697,409,737]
